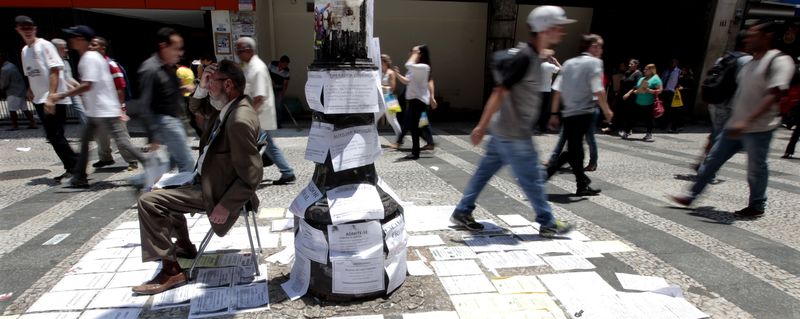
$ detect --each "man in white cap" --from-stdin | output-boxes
[450,6,575,236]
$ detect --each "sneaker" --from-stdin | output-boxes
[584,163,597,172]
[669,194,693,206]
[576,186,601,196]
[643,134,654,142]
[782,153,793,159]
[273,174,296,185]
[450,213,484,231]
[127,162,138,171]
[421,144,435,151]
[734,206,764,218]
[54,171,72,182]
[68,177,90,188]
[539,220,574,238]
[621,131,631,139]
[92,160,115,168]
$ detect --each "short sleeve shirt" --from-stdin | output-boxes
[551,53,604,117]
[0,62,26,97]
[21,39,71,105]
[727,49,795,133]
[268,61,290,91]
[539,62,559,92]
[634,75,662,106]
[78,51,121,117]
[488,43,543,139]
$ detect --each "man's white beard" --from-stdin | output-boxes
[209,92,228,111]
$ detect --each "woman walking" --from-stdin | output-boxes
[395,44,432,160]
[622,63,661,142]
[380,54,402,139]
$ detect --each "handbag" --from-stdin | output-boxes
[653,97,665,118]
[418,111,429,128]
[385,94,402,113]
[672,89,684,107]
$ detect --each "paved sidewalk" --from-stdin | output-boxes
[1,124,799,318]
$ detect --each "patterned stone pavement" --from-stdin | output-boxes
[0,122,799,318]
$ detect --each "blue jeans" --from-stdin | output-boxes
[690,129,774,211]
[70,96,88,126]
[453,135,556,227]
[548,109,598,165]
[259,130,294,177]
[154,115,195,172]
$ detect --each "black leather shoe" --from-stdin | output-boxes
[576,186,601,196]
[92,160,115,168]
[273,174,296,185]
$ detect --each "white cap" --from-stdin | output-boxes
[527,6,576,32]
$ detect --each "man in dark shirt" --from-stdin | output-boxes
[268,55,290,127]
[134,27,194,174]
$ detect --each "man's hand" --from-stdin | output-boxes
[727,121,747,138]
[209,204,231,225]
[470,125,487,146]
[26,90,34,102]
[44,93,60,114]
[603,110,614,123]
[199,63,217,89]
[181,84,196,94]
[548,115,560,131]
[431,98,438,110]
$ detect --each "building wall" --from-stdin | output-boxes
[269,0,488,111]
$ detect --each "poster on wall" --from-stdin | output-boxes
[315,0,363,47]
[215,32,232,55]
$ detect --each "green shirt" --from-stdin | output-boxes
[635,75,662,106]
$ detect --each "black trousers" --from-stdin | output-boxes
[396,99,433,149]
[548,113,593,189]
[625,104,654,135]
[536,92,552,132]
[34,104,77,172]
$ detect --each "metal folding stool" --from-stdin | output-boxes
[189,205,263,279]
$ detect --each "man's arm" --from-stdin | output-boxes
[46,80,91,111]
[548,90,562,130]
[470,86,506,145]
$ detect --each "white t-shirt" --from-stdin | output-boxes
[21,38,71,105]
[78,51,121,117]
[726,49,795,133]
[404,62,431,105]
[242,55,276,130]
[539,61,560,92]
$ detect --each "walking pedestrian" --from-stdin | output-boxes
[536,55,561,133]
[696,32,752,169]
[88,36,139,171]
[394,44,433,160]
[48,25,148,188]
[51,38,88,126]
[235,37,296,184]
[15,15,78,181]
[133,27,195,175]
[622,64,661,142]
[616,59,643,136]
[380,54,402,138]
[0,52,37,130]
[545,34,613,195]
[450,6,575,236]
[268,55,290,128]
[660,58,682,132]
[671,21,795,217]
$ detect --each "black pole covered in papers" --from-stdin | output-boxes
[283,0,407,301]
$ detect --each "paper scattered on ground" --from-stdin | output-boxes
[616,273,671,291]
[542,255,596,271]
[16,147,31,152]
[431,260,483,277]
[407,234,445,247]
[585,240,635,254]
[402,311,460,319]
[497,214,533,227]
[429,246,477,260]
[439,274,496,295]
[258,207,287,219]
[491,276,548,294]
[406,260,434,276]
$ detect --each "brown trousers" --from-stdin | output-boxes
[137,185,204,262]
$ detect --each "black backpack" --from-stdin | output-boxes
[701,51,746,104]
